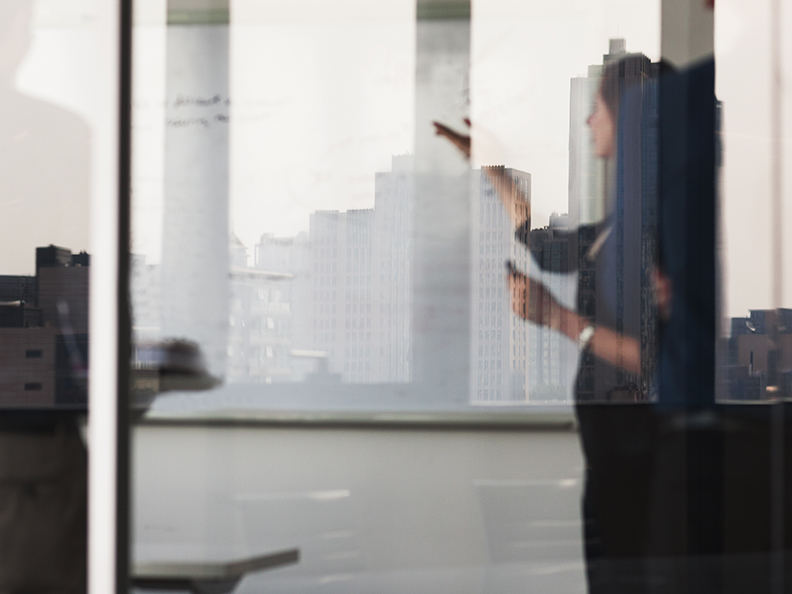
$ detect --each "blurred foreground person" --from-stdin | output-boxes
[0,1,88,592]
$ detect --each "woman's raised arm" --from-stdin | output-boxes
[432,120,531,228]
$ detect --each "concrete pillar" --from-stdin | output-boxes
[160,0,230,378]
[411,0,471,403]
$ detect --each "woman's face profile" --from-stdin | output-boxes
[587,92,616,159]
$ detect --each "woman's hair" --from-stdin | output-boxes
[598,54,654,120]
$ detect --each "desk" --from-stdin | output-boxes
[132,548,299,594]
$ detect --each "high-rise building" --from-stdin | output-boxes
[235,232,312,384]
[470,168,532,403]
[0,245,89,407]
[239,156,540,397]
[526,215,576,402]
[305,155,412,384]
[568,39,630,228]
[726,309,792,400]
[130,254,161,345]
[568,39,659,402]
[372,155,412,383]
[309,208,376,382]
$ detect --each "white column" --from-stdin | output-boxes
[160,1,230,378]
[411,0,471,403]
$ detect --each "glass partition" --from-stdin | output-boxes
[128,0,792,593]
[129,0,672,416]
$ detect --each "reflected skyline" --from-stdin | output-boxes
[725,307,792,400]
[0,0,91,409]
[0,245,89,408]
[127,24,790,408]
[128,38,664,405]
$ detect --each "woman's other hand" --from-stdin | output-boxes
[509,267,641,375]
[508,269,561,329]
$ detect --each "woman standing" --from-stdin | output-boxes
[435,53,661,592]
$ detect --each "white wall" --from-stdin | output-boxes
[132,425,586,593]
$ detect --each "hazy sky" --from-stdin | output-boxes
[14,0,792,318]
[226,0,663,246]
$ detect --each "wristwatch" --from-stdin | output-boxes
[578,325,595,352]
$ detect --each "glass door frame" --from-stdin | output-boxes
[88,0,133,592]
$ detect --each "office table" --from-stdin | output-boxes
[132,548,299,594]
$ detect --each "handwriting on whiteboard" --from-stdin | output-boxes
[166,94,229,128]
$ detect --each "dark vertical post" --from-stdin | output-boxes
[769,0,784,588]
[116,0,133,591]
[658,0,720,588]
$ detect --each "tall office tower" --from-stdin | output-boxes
[309,208,388,384]
[569,69,605,228]
[255,231,313,368]
[307,156,412,384]
[568,38,628,228]
[372,155,412,383]
[568,39,631,402]
[241,232,312,384]
[130,254,161,346]
[614,51,659,400]
[228,237,263,383]
[567,40,660,402]
[526,215,576,402]
[470,168,532,403]
[310,208,376,383]
[304,211,339,374]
